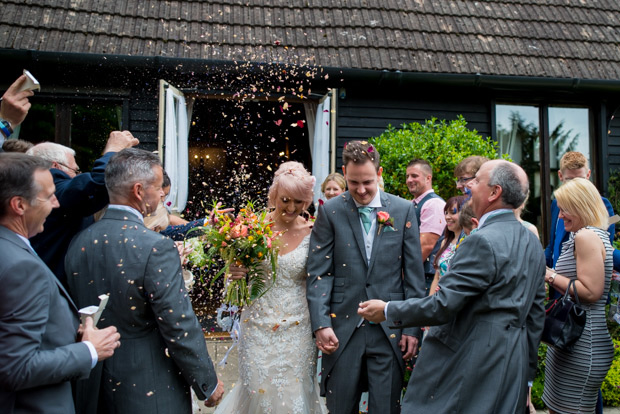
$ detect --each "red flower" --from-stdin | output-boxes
[377,211,391,226]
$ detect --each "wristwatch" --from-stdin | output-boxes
[0,119,13,138]
[548,272,557,285]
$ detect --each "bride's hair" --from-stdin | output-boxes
[268,161,314,210]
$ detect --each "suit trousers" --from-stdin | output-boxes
[325,322,402,414]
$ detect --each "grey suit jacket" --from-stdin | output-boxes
[0,226,92,414]
[65,208,218,413]
[387,211,546,414]
[306,191,425,393]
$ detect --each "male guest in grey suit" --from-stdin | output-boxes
[0,153,120,414]
[307,140,425,414]
[65,148,223,413]
[359,160,546,414]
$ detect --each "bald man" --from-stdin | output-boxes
[359,160,546,414]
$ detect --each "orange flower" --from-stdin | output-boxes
[230,223,249,239]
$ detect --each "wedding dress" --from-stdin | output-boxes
[214,235,327,414]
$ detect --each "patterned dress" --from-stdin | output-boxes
[214,235,327,414]
[437,242,457,277]
[542,226,614,414]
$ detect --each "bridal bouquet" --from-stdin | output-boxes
[186,200,281,307]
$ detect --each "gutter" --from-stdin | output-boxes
[2,49,620,95]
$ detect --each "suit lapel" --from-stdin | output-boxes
[344,194,369,265]
[0,226,80,312]
[367,191,389,275]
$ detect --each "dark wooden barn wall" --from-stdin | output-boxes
[334,95,491,169]
[128,91,159,152]
[608,105,620,178]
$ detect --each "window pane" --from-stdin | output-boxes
[16,103,56,144]
[71,103,122,170]
[548,107,591,193]
[496,104,541,229]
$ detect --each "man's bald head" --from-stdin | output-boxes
[486,160,529,209]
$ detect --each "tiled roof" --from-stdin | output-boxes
[2,0,620,80]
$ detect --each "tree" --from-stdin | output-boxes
[370,116,508,200]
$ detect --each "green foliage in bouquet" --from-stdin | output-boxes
[369,116,509,200]
[185,200,281,307]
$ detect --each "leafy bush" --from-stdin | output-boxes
[533,337,620,408]
[369,116,508,200]
[602,339,620,406]
[531,343,548,408]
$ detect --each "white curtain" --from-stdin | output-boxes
[311,96,331,204]
[164,88,190,213]
[304,102,317,154]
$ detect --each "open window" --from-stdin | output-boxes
[158,80,193,214]
[307,89,338,204]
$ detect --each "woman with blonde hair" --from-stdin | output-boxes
[216,161,326,414]
[320,172,346,200]
[542,178,614,414]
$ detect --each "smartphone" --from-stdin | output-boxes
[20,69,40,92]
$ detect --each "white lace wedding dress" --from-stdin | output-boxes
[214,235,327,414]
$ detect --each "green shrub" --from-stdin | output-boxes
[531,343,547,409]
[533,338,620,408]
[369,116,509,200]
[602,339,620,406]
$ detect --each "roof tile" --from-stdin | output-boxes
[1,0,619,79]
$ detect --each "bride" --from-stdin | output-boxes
[215,161,327,414]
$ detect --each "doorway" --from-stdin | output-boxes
[183,97,312,220]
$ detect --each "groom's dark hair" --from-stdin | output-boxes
[342,140,381,172]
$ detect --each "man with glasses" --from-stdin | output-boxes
[26,131,138,287]
[453,155,489,194]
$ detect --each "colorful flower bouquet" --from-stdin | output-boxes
[185,200,281,308]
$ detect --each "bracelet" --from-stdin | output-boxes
[548,272,557,285]
[0,119,12,138]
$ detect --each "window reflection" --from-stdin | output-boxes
[495,104,591,236]
[549,107,590,193]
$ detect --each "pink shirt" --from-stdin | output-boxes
[413,189,446,236]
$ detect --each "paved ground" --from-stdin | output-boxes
[196,337,620,414]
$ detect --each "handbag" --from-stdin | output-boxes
[541,279,586,352]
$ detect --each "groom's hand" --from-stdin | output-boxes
[400,334,418,361]
[204,378,224,407]
[315,327,339,354]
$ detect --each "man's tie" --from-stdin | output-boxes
[358,207,373,234]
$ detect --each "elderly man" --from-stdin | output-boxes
[359,160,546,414]
[65,148,223,413]
[0,153,120,414]
[27,131,138,287]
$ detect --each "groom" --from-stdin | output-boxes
[306,140,425,414]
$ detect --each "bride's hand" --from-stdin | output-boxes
[207,202,234,225]
[228,265,249,281]
[204,379,224,407]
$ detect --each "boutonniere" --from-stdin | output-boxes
[377,211,396,234]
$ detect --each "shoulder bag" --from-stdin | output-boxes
[541,279,586,352]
